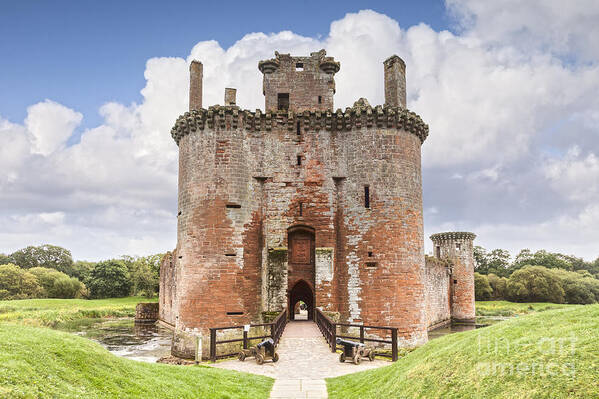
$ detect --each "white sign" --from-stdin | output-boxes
[243,324,250,332]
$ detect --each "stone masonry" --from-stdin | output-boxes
[159,49,476,358]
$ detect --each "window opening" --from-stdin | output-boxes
[278,93,289,110]
[364,186,370,208]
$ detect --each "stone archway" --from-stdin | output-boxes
[289,280,314,320]
[288,226,315,320]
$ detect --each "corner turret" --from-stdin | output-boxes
[430,232,476,322]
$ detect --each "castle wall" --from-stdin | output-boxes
[424,256,451,329]
[166,105,430,355]
[158,251,176,326]
[431,232,477,322]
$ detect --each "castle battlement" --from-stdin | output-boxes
[170,103,429,145]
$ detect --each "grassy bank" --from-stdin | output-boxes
[328,304,598,398]
[0,324,272,398]
[476,300,572,316]
[0,297,154,327]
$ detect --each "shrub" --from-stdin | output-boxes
[474,272,493,300]
[86,260,132,299]
[28,267,85,299]
[506,266,565,303]
[0,264,43,300]
[487,273,508,299]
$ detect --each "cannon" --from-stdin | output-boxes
[336,338,375,364]
[238,338,279,365]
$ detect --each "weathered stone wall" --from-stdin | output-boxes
[135,302,159,323]
[159,251,176,326]
[424,256,451,329]
[431,232,477,322]
[259,50,339,113]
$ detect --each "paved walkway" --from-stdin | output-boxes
[209,320,389,398]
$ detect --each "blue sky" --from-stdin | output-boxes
[0,0,449,131]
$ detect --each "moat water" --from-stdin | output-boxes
[63,318,172,363]
[60,315,507,363]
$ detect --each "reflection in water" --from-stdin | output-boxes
[73,319,172,363]
[428,316,507,340]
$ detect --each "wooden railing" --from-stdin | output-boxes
[209,309,288,362]
[315,308,398,362]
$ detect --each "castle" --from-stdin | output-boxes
[159,50,476,358]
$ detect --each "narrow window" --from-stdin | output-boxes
[364,186,370,208]
[177,211,182,216]
[226,204,241,209]
[368,251,373,257]
[295,62,304,71]
[453,279,458,284]
[456,243,461,250]
[436,246,441,258]
[296,121,301,135]
[225,253,236,257]
[318,95,322,104]
[227,311,243,316]
[299,202,303,216]
[278,93,289,110]
[297,155,302,166]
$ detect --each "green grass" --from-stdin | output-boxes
[0,297,155,327]
[0,324,272,399]
[476,300,573,317]
[327,304,599,398]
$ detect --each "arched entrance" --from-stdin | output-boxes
[288,226,315,320]
[289,280,314,320]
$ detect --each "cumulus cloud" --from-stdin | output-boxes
[25,100,82,156]
[1,4,599,260]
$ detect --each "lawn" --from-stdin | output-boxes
[0,323,273,399]
[327,304,599,398]
[0,296,155,327]
[476,300,573,316]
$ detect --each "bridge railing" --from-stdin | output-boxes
[315,308,398,362]
[209,309,288,362]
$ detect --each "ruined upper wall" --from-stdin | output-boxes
[258,49,340,113]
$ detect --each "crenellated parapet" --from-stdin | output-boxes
[170,103,429,145]
[430,232,477,242]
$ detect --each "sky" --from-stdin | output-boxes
[1,0,598,261]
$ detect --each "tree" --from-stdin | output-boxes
[86,260,132,299]
[9,245,74,275]
[487,273,508,299]
[71,260,96,282]
[0,253,12,265]
[474,273,493,300]
[506,266,565,303]
[486,249,511,277]
[28,267,85,299]
[0,264,43,300]
[473,246,489,273]
[130,254,162,297]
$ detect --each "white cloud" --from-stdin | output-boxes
[1,5,599,261]
[544,146,599,202]
[25,100,82,156]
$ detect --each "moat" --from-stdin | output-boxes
[56,315,505,363]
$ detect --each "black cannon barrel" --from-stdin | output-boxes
[257,338,274,350]
[336,338,364,348]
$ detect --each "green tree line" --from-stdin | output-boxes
[0,244,163,300]
[474,246,599,304]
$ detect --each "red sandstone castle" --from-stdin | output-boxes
[159,50,476,358]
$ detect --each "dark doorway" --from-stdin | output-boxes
[289,280,314,320]
[288,226,315,320]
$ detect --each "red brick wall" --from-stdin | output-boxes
[165,103,430,350]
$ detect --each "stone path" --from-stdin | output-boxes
[209,320,390,398]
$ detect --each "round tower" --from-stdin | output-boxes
[430,232,476,322]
